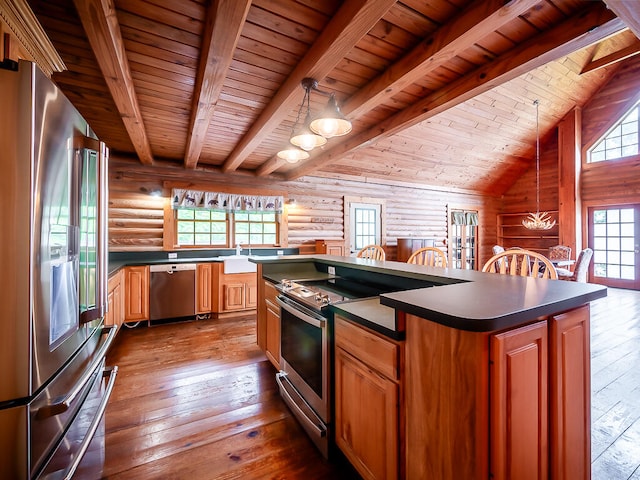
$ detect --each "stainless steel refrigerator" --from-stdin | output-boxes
[0,60,117,479]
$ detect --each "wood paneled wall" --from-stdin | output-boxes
[581,55,640,206]
[108,157,500,264]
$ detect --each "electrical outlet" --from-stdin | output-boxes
[277,250,284,255]
[168,252,177,259]
[328,266,336,275]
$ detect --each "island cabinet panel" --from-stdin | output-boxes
[334,316,402,480]
[490,321,548,480]
[196,263,213,314]
[549,305,590,480]
[405,315,490,480]
[124,265,149,321]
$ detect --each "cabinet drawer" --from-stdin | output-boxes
[335,316,399,380]
[265,281,279,305]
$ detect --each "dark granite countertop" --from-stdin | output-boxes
[251,255,608,332]
[329,298,401,340]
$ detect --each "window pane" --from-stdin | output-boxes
[177,222,194,233]
[195,234,210,245]
[194,222,211,233]
[194,210,210,220]
[178,233,193,244]
[177,209,194,219]
[235,213,249,221]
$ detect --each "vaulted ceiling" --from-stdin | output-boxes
[28,0,640,195]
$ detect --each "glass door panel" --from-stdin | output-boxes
[589,205,640,289]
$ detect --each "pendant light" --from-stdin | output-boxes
[277,77,352,163]
[522,99,556,230]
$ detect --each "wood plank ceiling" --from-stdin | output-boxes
[27,0,640,195]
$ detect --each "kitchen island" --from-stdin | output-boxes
[251,254,606,480]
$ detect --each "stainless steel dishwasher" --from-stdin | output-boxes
[149,264,196,322]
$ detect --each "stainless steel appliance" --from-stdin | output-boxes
[0,60,116,479]
[275,277,397,458]
[149,263,196,322]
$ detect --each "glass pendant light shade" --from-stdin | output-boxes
[277,146,310,163]
[290,113,327,151]
[309,94,352,138]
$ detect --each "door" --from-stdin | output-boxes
[589,205,640,289]
[349,202,382,254]
[450,209,478,269]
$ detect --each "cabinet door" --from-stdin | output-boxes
[490,320,548,480]
[113,281,123,326]
[105,288,115,327]
[196,263,213,313]
[549,305,591,480]
[335,347,399,480]
[245,281,257,309]
[224,283,245,310]
[265,301,280,369]
[124,266,149,321]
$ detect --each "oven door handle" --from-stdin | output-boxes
[276,296,326,328]
[276,372,326,438]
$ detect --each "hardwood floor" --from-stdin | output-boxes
[591,288,640,480]
[75,287,640,479]
[76,314,358,479]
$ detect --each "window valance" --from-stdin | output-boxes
[451,211,478,226]
[172,189,283,213]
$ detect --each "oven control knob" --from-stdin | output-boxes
[320,294,330,305]
[282,279,292,289]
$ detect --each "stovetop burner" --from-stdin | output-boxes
[277,277,394,311]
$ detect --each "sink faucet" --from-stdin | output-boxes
[236,243,242,256]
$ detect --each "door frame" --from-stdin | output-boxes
[343,196,386,255]
[586,203,640,289]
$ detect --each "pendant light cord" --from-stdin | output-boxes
[534,99,540,214]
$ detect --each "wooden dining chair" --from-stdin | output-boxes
[356,244,386,260]
[406,247,448,267]
[556,248,593,282]
[548,245,571,261]
[482,248,558,280]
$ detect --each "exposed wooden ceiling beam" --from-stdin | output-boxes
[342,0,541,120]
[257,0,539,177]
[581,38,640,74]
[73,0,154,165]
[604,0,640,39]
[286,2,624,180]
[184,0,251,169]
[220,0,397,174]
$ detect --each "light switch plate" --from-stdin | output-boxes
[168,252,177,259]
[328,266,336,275]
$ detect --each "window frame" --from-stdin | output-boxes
[163,188,288,251]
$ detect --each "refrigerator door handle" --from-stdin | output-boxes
[36,325,117,419]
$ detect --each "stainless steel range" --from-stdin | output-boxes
[274,276,394,458]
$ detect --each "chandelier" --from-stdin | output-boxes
[522,99,556,230]
[277,78,352,163]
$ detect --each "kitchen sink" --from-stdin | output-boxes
[221,255,257,274]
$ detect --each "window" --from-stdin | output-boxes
[168,189,284,249]
[176,209,227,246]
[589,101,639,163]
[345,198,384,254]
[234,212,278,245]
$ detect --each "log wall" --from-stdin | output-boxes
[108,157,500,264]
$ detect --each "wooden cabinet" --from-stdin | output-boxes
[264,281,280,369]
[497,211,559,254]
[334,316,402,480]
[196,263,213,314]
[105,269,124,328]
[124,265,149,321]
[396,237,435,262]
[405,305,591,480]
[490,307,590,480]
[212,263,258,314]
[315,239,345,256]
